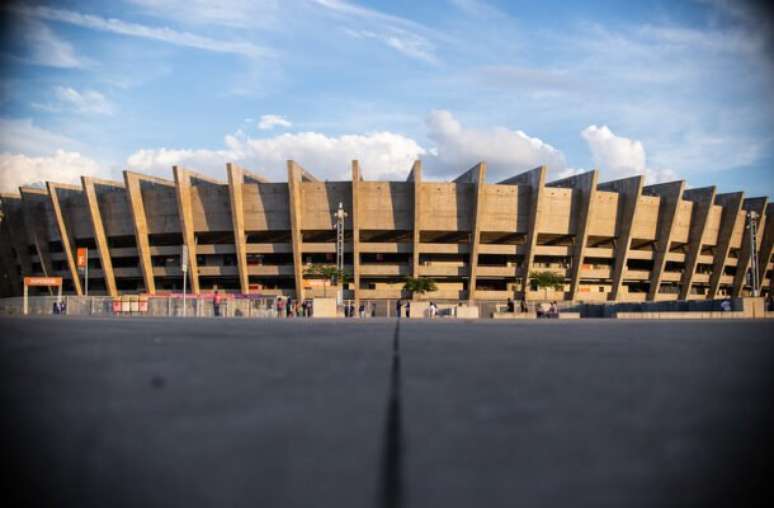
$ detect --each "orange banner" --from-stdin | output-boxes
[24,276,63,287]
[76,247,88,268]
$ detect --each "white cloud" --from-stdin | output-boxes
[344,28,438,64]
[0,150,102,192]
[317,0,442,63]
[581,125,646,174]
[258,114,292,130]
[127,130,425,181]
[424,110,566,179]
[0,118,79,156]
[126,0,279,29]
[50,87,114,115]
[126,110,574,182]
[581,124,677,183]
[14,5,273,59]
[18,18,84,68]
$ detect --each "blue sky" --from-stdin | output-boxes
[0,0,772,197]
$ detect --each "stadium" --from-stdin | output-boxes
[0,161,771,304]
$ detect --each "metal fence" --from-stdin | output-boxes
[0,295,281,318]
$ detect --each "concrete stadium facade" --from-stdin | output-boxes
[0,161,772,304]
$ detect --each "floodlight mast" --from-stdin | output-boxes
[747,210,759,297]
[333,202,347,302]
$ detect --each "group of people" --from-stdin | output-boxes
[504,297,559,318]
[536,301,560,318]
[505,298,529,314]
[395,300,441,318]
[275,297,312,318]
[344,301,373,318]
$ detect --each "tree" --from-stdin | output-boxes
[402,276,437,299]
[304,264,349,297]
[529,270,565,299]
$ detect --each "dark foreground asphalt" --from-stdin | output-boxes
[1,317,773,508]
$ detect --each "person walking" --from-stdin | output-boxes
[359,302,366,319]
[213,287,222,317]
[277,297,285,318]
[405,301,410,318]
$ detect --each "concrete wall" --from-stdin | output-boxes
[140,182,180,234]
[420,182,474,231]
[630,195,660,240]
[191,183,232,232]
[243,183,290,231]
[359,182,412,230]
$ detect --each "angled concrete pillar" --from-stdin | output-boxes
[707,192,744,299]
[598,175,644,301]
[756,203,774,287]
[287,161,306,300]
[20,187,55,281]
[47,183,83,295]
[82,177,118,297]
[123,171,156,294]
[173,166,201,295]
[643,180,685,300]
[227,163,249,294]
[351,160,362,307]
[456,162,486,301]
[678,186,716,300]
[547,170,599,300]
[408,161,422,279]
[498,166,547,297]
[731,197,768,297]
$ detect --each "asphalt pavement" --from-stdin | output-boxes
[1,317,773,507]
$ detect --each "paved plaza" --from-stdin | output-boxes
[1,317,773,507]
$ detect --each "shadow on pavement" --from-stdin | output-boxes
[378,319,403,508]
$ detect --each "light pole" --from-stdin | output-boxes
[181,245,188,317]
[746,210,760,297]
[333,202,347,305]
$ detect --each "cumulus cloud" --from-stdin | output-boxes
[126,111,575,182]
[424,110,566,179]
[258,114,292,130]
[127,130,426,181]
[581,124,677,183]
[581,125,646,173]
[0,150,102,192]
